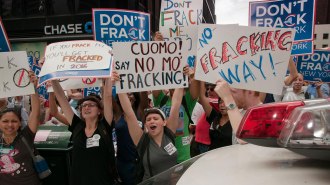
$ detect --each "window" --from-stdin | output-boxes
[313,45,316,49]
[322,44,328,48]
[323,33,329,39]
[314,34,317,39]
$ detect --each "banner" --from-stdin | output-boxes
[250,0,316,55]
[47,78,102,92]
[38,40,113,85]
[159,0,203,68]
[0,51,35,98]
[0,19,11,52]
[297,50,330,82]
[113,41,188,93]
[93,9,150,47]
[195,24,295,95]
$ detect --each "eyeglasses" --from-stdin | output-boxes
[81,103,97,108]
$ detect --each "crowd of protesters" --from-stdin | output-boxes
[1,33,330,185]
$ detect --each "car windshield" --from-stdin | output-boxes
[139,153,205,185]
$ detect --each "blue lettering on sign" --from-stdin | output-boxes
[297,50,330,82]
[84,21,93,34]
[93,10,150,47]
[219,53,276,84]
[250,0,315,55]
[83,87,101,97]
[199,28,213,48]
[161,105,185,136]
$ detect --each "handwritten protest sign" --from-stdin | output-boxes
[12,42,47,67]
[47,78,102,92]
[159,0,203,68]
[113,41,188,93]
[0,51,35,98]
[195,24,295,95]
[38,40,112,85]
[0,19,11,52]
[297,50,330,82]
[250,0,316,55]
[93,9,150,47]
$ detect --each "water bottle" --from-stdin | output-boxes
[33,155,52,179]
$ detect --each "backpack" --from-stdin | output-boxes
[135,127,175,184]
[71,119,121,184]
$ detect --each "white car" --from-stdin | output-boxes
[140,99,330,185]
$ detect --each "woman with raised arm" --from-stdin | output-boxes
[51,76,117,185]
[0,71,41,185]
[113,72,184,182]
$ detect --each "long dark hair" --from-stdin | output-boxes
[0,107,23,131]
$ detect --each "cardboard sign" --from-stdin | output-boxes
[38,40,112,85]
[159,0,203,40]
[195,24,295,95]
[47,78,102,92]
[93,9,150,47]
[113,41,188,93]
[250,0,316,55]
[297,50,330,82]
[159,0,203,68]
[0,19,11,52]
[0,51,35,98]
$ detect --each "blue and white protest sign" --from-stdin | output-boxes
[38,40,113,85]
[297,50,330,82]
[83,86,102,97]
[113,41,189,93]
[195,24,295,95]
[0,19,11,52]
[250,0,316,55]
[0,51,35,98]
[93,9,150,47]
[47,78,102,92]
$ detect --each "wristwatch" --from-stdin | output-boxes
[226,102,237,110]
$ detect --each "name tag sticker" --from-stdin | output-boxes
[164,142,177,155]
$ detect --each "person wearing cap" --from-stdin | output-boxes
[114,70,184,181]
[51,76,117,185]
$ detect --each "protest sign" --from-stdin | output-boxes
[113,41,188,93]
[159,0,203,68]
[250,0,316,55]
[38,40,112,85]
[93,9,150,47]
[297,50,330,82]
[47,78,102,92]
[195,24,295,95]
[83,86,102,97]
[0,19,10,52]
[0,51,35,98]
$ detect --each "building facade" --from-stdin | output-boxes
[314,24,330,49]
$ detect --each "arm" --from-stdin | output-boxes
[49,92,70,125]
[199,81,213,117]
[103,77,113,125]
[284,56,299,86]
[186,66,199,100]
[51,80,74,125]
[166,88,184,133]
[118,93,143,146]
[214,80,242,134]
[27,71,40,133]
